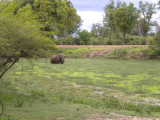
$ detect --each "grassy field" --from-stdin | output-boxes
[1,58,160,119]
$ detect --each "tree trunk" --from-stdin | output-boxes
[0,57,19,79]
[108,31,112,45]
[113,26,119,40]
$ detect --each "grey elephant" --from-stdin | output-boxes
[50,54,65,64]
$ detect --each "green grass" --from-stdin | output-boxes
[55,47,113,58]
[1,58,160,119]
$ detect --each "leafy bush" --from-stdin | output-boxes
[54,35,77,45]
[76,30,91,45]
[126,35,154,45]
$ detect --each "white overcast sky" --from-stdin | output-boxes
[70,0,159,32]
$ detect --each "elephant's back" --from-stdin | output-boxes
[51,55,57,58]
[50,55,57,63]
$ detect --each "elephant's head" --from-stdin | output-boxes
[58,54,65,64]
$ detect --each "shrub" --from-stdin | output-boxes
[54,35,77,45]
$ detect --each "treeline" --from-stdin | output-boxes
[1,0,159,46]
[56,0,160,45]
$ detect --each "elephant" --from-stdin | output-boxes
[50,54,65,64]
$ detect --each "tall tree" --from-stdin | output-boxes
[138,1,157,44]
[104,0,117,42]
[90,22,108,40]
[33,0,82,37]
[113,2,139,44]
[104,0,123,43]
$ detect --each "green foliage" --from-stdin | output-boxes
[76,30,91,45]
[90,37,108,45]
[149,29,160,57]
[33,0,81,37]
[0,11,55,78]
[104,0,120,42]
[54,35,78,45]
[139,1,157,38]
[0,15,54,58]
[0,0,82,38]
[113,2,140,44]
[90,23,108,41]
[126,35,154,45]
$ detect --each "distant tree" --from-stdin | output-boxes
[76,30,91,45]
[33,0,82,37]
[113,2,139,44]
[104,0,126,44]
[90,22,108,41]
[138,1,157,44]
[91,23,102,38]
[104,0,119,42]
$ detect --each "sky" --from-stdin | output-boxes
[70,0,159,32]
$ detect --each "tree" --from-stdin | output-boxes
[138,1,157,44]
[0,15,55,79]
[104,0,121,43]
[91,23,107,39]
[76,30,91,45]
[113,2,139,44]
[29,0,82,37]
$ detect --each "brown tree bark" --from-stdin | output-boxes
[0,57,19,78]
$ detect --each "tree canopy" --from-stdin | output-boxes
[113,2,139,44]
[0,0,82,38]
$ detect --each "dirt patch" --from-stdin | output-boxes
[85,113,158,120]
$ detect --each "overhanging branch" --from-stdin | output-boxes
[0,57,19,79]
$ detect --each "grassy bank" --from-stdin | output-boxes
[54,45,155,59]
[1,58,160,119]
